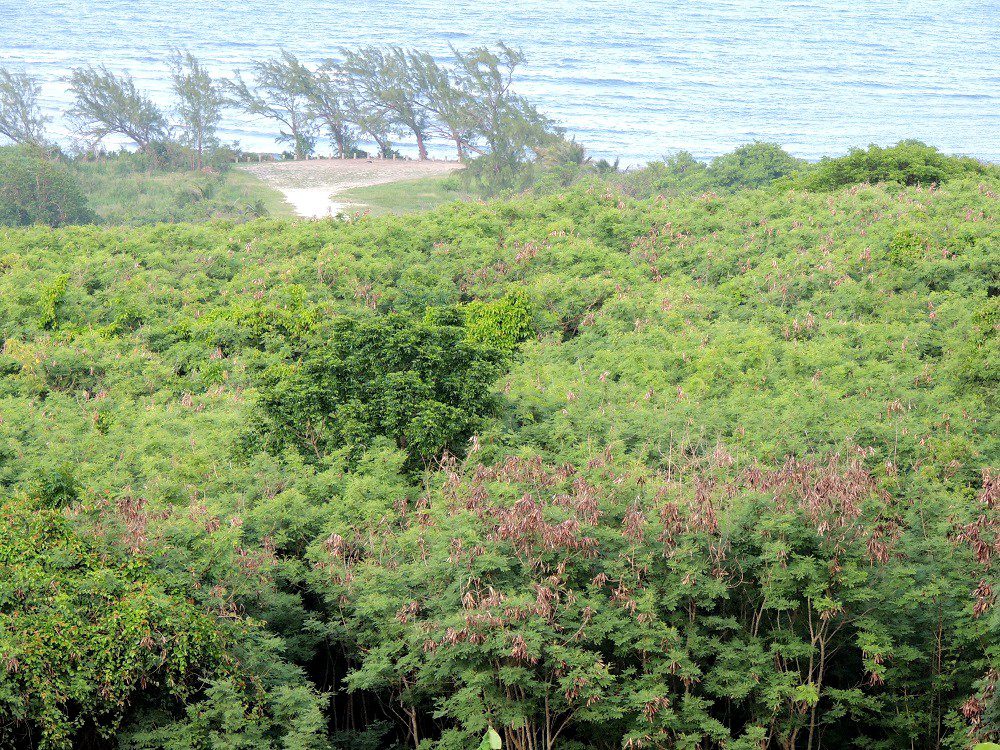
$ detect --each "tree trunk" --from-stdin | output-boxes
[415,130,428,160]
[452,132,465,161]
[406,706,419,750]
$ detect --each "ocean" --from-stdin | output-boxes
[1,0,998,164]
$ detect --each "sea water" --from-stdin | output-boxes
[1,0,998,164]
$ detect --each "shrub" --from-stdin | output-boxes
[801,140,989,190]
[708,141,805,189]
[614,144,804,197]
[0,145,93,226]
[464,290,535,351]
[615,151,713,197]
[254,313,508,465]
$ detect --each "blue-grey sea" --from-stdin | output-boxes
[1,0,998,163]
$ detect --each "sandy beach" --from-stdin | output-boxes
[240,159,464,218]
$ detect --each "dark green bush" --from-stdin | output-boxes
[0,145,93,226]
[708,141,805,189]
[801,140,989,190]
[254,313,508,465]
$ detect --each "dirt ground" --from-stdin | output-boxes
[240,158,463,217]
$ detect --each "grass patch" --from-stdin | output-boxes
[224,169,295,217]
[337,174,473,215]
[74,161,293,224]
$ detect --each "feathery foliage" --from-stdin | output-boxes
[0,165,996,749]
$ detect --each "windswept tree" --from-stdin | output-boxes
[341,46,431,159]
[0,69,49,145]
[169,50,224,169]
[344,87,395,157]
[67,66,167,158]
[452,43,559,190]
[226,51,315,160]
[299,63,356,159]
[456,43,554,154]
[407,51,472,160]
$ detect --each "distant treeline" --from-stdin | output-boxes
[0,44,562,177]
[2,134,996,230]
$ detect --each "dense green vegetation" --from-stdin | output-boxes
[560,141,994,201]
[0,147,291,226]
[0,144,997,749]
[73,156,292,224]
[800,140,990,191]
[614,142,807,196]
[0,145,93,226]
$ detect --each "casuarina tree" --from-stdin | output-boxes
[226,51,316,160]
[169,50,224,169]
[67,65,167,158]
[299,62,357,159]
[0,68,49,145]
[341,46,431,160]
[407,50,473,160]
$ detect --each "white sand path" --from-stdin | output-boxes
[240,159,463,218]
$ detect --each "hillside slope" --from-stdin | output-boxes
[0,178,997,748]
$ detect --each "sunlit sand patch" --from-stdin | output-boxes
[241,158,463,218]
